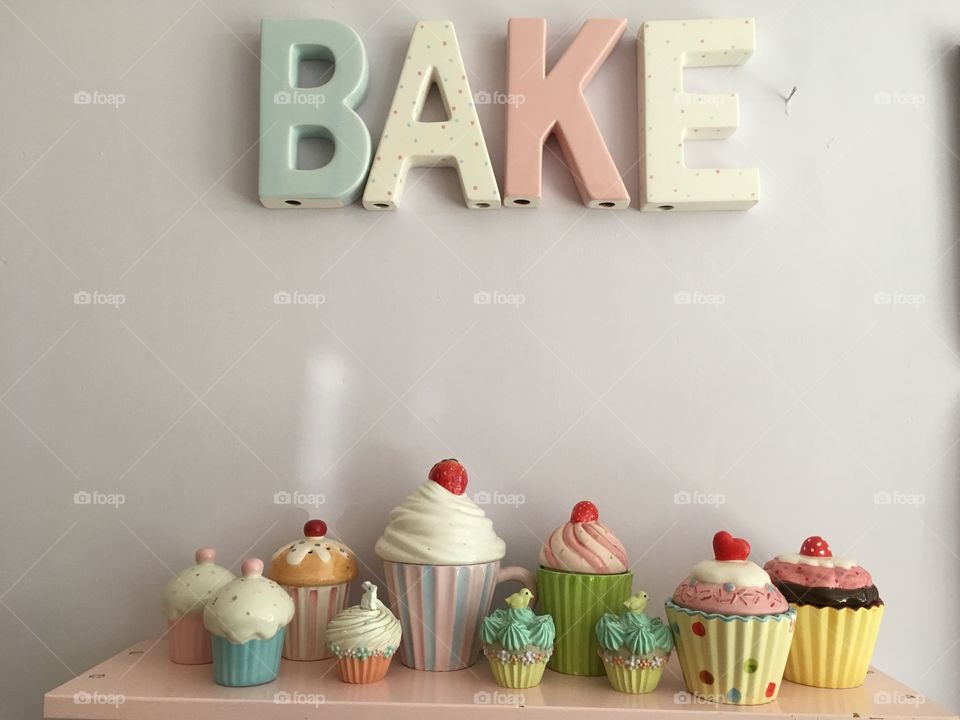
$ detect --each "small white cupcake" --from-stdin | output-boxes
[161,548,234,664]
[204,559,294,686]
[326,582,401,683]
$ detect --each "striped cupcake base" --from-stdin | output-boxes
[281,583,350,661]
[382,560,499,671]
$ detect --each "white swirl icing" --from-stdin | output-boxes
[203,572,294,644]
[691,559,771,588]
[272,536,354,565]
[374,480,506,564]
[162,560,234,620]
[775,553,857,569]
[326,590,401,654]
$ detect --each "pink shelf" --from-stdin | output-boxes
[44,639,956,720]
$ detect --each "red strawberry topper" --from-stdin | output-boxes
[800,535,832,558]
[713,531,750,562]
[304,519,327,538]
[570,501,599,523]
[428,459,468,496]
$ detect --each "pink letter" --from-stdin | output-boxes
[504,18,629,209]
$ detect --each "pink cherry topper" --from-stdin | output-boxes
[713,531,750,562]
[195,547,216,564]
[241,558,264,577]
[800,535,832,558]
[304,519,327,538]
[428,459,468,495]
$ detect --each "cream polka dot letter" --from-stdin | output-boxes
[639,18,759,212]
[363,21,500,211]
[259,19,371,208]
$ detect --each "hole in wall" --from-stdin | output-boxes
[599,201,616,208]
[512,198,531,206]
[373,202,390,208]
[475,202,490,208]
[285,200,302,206]
[658,205,675,211]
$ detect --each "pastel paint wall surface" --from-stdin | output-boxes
[504,18,629,209]
[1,2,958,718]
[639,18,759,211]
[363,21,499,210]
[259,19,371,208]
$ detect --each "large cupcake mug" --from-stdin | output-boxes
[382,559,535,671]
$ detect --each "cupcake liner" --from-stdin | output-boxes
[382,560,499,671]
[666,600,795,705]
[785,603,883,689]
[211,630,285,687]
[537,567,633,676]
[167,614,212,664]
[602,662,664,694]
[335,655,393,684]
[282,583,350,660]
[487,658,548,689]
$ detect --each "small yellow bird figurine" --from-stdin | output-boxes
[505,588,534,609]
[624,591,649,613]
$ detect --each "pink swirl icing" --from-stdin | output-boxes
[763,560,872,590]
[539,521,628,574]
[671,579,788,616]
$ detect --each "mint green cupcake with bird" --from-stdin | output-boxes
[481,589,555,688]
[596,591,674,694]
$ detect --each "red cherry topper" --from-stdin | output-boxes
[713,531,750,562]
[428,459,468,496]
[304,519,327,538]
[800,535,832,558]
[570,501,599,523]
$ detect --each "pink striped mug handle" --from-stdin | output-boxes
[497,566,537,606]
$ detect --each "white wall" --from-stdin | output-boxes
[2,1,959,718]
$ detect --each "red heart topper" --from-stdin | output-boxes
[713,531,750,562]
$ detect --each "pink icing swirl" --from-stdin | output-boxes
[539,521,628,574]
[763,559,873,590]
[671,579,788,616]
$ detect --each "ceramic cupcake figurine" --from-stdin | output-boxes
[481,589,555,689]
[267,519,358,660]
[161,548,234,664]
[764,536,883,688]
[326,581,401,684]
[204,558,294,687]
[537,501,632,675]
[665,531,795,705]
[596,592,673,694]
[375,459,535,671]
